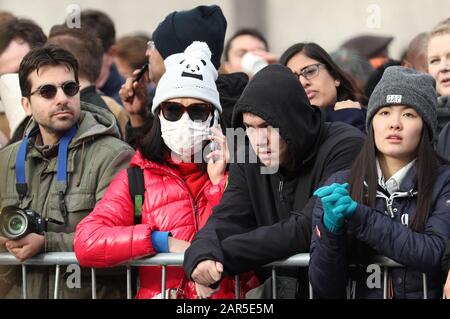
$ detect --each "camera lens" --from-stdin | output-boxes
[0,208,29,240]
[6,214,27,236]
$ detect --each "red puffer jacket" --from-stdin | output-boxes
[75,151,258,299]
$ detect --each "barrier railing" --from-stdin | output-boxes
[0,252,435,299]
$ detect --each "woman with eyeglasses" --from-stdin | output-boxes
[74,42,258,299]
[280,42,367,132]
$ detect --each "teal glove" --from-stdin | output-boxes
[314,183,357,234]
[314,183,348,198]
[333,195,357,218]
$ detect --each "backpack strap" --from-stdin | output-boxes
[127,166,145,224]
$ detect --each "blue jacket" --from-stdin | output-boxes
[325,105,367,133]
[100,64,125,106]
[309,165,450,299]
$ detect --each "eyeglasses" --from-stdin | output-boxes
[293,63,324,81]
[30,81,80,99]
[147,40,155,51]
[160,101,213,122]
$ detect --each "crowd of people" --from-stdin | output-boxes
[0,4,449,299]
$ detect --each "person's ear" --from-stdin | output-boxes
[402,60,413,69]
[107,44,117,57]
[335,80,341,87]
[21,96,32,116]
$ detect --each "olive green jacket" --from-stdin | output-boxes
[0,102,134,298]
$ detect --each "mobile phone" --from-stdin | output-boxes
[209,110,220,157]
[134,62,149,82]
[125,63,149,103]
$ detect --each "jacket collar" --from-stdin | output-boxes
[9,138,76,174]
[376,158,417,194]
[130,150,184,178]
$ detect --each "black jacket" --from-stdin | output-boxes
[438,121,450,160]
[437,96,450,138]
[184,64,365,279]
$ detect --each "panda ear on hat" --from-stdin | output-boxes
[164,41,212,69]
[184,41,212,60]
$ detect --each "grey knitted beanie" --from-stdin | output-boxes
[366,66,437,139]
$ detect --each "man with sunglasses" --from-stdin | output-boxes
[0,45,134,298]
[184,64,365,298]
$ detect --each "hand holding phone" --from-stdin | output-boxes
[206,111,228,184]
[209,110,220,154]
[134,62,149,82]
[124,63,149,103]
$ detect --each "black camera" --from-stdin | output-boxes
[0,206,47,240]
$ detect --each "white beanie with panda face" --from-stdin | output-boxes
[151,41,222,114]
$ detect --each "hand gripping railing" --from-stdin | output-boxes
[0,252,435,299]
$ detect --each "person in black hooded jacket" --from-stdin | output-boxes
[183,64,366,298]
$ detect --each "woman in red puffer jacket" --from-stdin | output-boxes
[74,42,258,299]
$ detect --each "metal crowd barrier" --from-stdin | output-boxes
[0,252,434,299]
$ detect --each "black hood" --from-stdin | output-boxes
[216,72,249,129]
[232,64,323,170]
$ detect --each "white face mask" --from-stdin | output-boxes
[159,112,211,158]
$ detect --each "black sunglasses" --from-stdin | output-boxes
[160,101,213,122]
[30,81,80,99]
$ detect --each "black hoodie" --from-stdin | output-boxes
[184,64,365,287]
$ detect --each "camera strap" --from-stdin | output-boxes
[15,124,78,219]
[55,125,77,218]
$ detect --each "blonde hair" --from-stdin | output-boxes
[429,18,450,38]
[115,35,148,70]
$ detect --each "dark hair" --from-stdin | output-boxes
[348,122,448,233]
[0,18,47,55]
[19,45,79,97]
[79,10,115,53]
[330,48,374,91]
[139,113,208,171]
[279,42,367,106]
[48,26,103,83]
[115,35,148,70]
[139,115,167,163]
[364,59,401,98]
[224,28,268,61]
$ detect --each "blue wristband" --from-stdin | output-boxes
[151,231,170,253]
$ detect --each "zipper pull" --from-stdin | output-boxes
[386,198,395,218]
[401,213,409,227]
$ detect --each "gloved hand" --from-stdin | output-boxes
[314,183,357,234]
